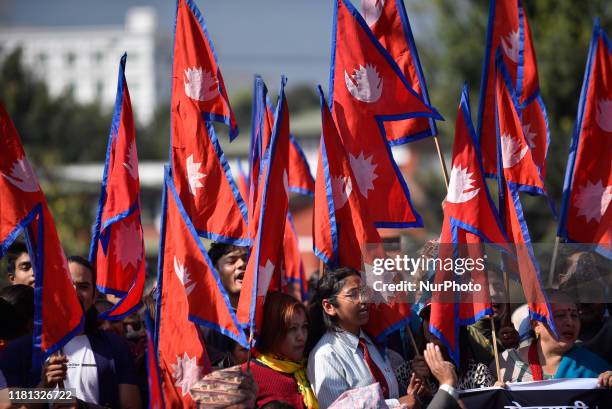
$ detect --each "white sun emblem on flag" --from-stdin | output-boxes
[174,256,196,296]
[522,122,537,150]
[184,66,219,102]
[574,180,612,223]
[446,165,480,204]
[501,30,520,64]
[113,220,143,271]
[361,0,385,26]
[344,64,383,103]
[186,154,206,196]
[501,133,529,168]
[122,140,138,180]
[171,352,202,397]
[349,152,378,198]
[331,175,352,209]
[1,157,40,192]
[596,99,612,133]
[257,259,275,295]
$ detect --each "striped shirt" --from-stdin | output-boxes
[307,330,400,408]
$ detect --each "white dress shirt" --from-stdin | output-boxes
[307,329,400,408]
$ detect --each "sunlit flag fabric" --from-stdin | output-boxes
[157,166,232,408]
[478,0,550,178]
[494,55,548,197]
[362,0,437,144]
[171,0,248,245]
[288,134,315,196]
[89,54,145,320]
[282,212,308,301]
[0,104,83,364]
[235,158,249,204]
[247,76,274,241]
[144,312,164,409]
[315,87,408,340]
[236,78,290,332]
[429,85,509,365]
[495,75,557,337]
[330,0,442,228]
[558,20,612,255]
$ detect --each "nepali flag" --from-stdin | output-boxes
[478,0,550,178]
[288,134,315,196]
[246,76,273,240]
[315,87,407,340]
[171,0,248,245]
[429,85,509,365]
[237,77,291,332]
[0,104,83,364]
[496,86,557,339]
[144,312,165,409]
[330,0,442,228]
[282,211,308,302]
[158,163,256,407]
[89,54,145,320]
[235,158,249,204]
[494,54,550,199]
[558,19,612,256]
[361,0,437,144]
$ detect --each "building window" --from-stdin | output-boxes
[93,51,104,64]
[36,53,48,66]
[66,52,76,67]
[96,81,104,99]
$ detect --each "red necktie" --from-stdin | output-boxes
[358,337,390,398]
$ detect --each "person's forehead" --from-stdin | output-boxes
[341,275,362,290]
[69,262,93,283]
[221,248,247,258]
[552,303,577,312]
[16,252,31,263]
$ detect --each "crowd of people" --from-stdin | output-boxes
[0,240,611,409]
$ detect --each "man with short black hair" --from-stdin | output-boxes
[201,243,249,369]
[5,241,34,287]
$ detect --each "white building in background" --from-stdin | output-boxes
[0,7,160,125]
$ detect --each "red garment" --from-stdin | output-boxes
[358,338,389,398]
[242,360,305,409]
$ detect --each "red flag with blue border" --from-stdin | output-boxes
[558,20,612,256]
[362,0,437,144]
[89,54,145,320]
[236,77,291,332]
[171,0,248,246]
[429,85,510,365]
[0,104,83,365]
[330,0,442,228]
[478,0,550,179]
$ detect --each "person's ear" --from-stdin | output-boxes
[322,299,337,317]
[8,273,15,283]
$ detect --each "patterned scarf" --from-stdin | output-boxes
[256,353,319,409]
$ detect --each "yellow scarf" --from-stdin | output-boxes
[256,353,319,409]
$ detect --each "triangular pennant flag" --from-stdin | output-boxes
[144,312,165,409]
[430,85,509,365]
[171,0,248,245]
[478,0,550,178]
[236,77,291,332]
[89,54,145,320]
[0,104,83,365]
[330,0,442,227]
[363,0,437,144]
[558,20,612,255]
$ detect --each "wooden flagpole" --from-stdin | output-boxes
[547,236,561,288]
[490,316,502,382]
[432,135,450,189]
